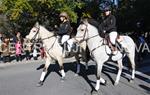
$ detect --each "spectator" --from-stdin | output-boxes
[16,32,23,43]
[15,40,22,62]
[24,39,31,60]
[2,38,10,63]
[0,33,2,62]
[40,47,46,59]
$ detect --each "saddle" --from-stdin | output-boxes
[104,34,125,55]
[57,36,77,53]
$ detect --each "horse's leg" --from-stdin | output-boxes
[82,49,89,70]
[85,61,89,70]
[95,61,104,91]
[114,59,123,86]
[128,53,135,82]
[57,57,65,80]
[81,41,89,70]
[37,57,51,87]
[75,55,81,75]
[60,66,65,80]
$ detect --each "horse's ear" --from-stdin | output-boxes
[80,18,88,25]
[35,22,39,28]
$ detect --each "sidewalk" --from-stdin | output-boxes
[0,56,45,67]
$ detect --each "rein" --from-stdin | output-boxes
[90,39,104,54]
[76,23,105,56]
[30,26,57,57]
[31,27,40,42]
[75,24,99,44]
[41,35,55,41]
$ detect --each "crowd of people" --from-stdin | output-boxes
[0,32,46,63]
[0,2,150,64]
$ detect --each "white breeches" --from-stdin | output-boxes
[109,31,118,45]
[67,39,74,52]
[67,39,74,47]
[61,35,70,44]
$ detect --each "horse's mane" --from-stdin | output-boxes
[80,18,100,30]
[87,18,100,30]
[80,18,105,37]
[39,25,55,33]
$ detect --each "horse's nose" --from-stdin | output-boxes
[26,35,29,39]
[30,39,35,43]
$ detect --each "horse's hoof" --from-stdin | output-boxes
[91,90,98,95]
[103,80,107,86]
[114,82,118,86]
[60,77,66,82]
[75,74,79,77]
[129,79,134,83]
[36,81,43,87]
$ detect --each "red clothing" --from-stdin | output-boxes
[40,47,46,58]
[15,42,22,55]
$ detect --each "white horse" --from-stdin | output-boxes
[26,23,87,87]
[75,19,135,91]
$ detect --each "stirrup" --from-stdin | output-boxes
[112,51,118,55]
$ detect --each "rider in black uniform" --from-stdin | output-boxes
[99,6,118,54]
[57,12,72,44]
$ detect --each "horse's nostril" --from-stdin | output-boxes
[30,39,34,43]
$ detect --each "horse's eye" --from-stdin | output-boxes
[33,30,36,32]
[81,29,84,31]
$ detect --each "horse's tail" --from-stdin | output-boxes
[122,35,136,69]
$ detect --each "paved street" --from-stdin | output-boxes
[0,58,149,95]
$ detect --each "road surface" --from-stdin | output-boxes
[0,58,149,95]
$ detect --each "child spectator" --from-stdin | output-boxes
[15,41,22,62]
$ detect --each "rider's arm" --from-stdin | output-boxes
[105,15,116,32]
[58,22,71,35]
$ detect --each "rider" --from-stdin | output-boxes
[100,6,118,54]
[57,12,72,45]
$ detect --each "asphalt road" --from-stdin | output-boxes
[0,59,149,95]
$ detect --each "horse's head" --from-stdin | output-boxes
[75,18,100,43]
[26,22,40,42]
[75,20,89,43]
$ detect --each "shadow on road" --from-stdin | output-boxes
[36,61,98,93]
[139,84,150,94]
[35,60,150,95]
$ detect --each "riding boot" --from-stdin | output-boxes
[109,44,123,61]
[62,42,70,57]
[110,44,117,55]
[72,43,76,51]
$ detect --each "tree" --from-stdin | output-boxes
[1,0,85,37]
[117,0,150,33]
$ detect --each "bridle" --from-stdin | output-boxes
[30,26,57,59]
[75,23,99,44]
[30,26,56,51]
[31,26,55,42]
[30,27,40,42]
[75,23,104,56]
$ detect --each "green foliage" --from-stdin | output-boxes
[1,0,150,37]
[1,0,85,23]
[1,0,33,20]
[116,0,150,33]
[1,0,85,37]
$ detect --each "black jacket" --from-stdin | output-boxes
[100,14,117,33]
[57,21,72,36]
